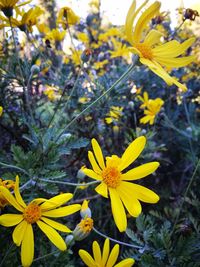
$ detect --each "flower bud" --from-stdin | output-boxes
[81,49,92,63]
[30,65,40,75]
[80,200,91,218]
[73,218,94,241]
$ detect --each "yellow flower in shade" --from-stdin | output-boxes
[140,98,164,125]
[0,106,3,116]
[0,0,31,17]
[125,0,196,91]
[93,59,109,70]
[57,7,80,29]
[79,238,135,267]
[0,178,15,208]
[82,136,159,232]
[0,176,81,267]
[105,106,123,124]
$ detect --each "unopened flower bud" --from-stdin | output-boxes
[80,200,92,218]
[81,49,92,63]
[77,167,86,180]
[65,234,74,245]
[30,65,40,75]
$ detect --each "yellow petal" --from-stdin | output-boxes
[41,217,72,233]
[21,224,34,267]
[14,175,27,208]
[117,182,142,217]
[37,220,66,251]
[144,29,163,46]
[79,250,96,267]
[125,0,137,44]
[92,241,102,263]
[121,162,160,180]
[106,244,119,267]
[0,186,24,212]
[115,258,135,267]
[102,239,110,266]
[91,138,105,169]
[133,1,161,43]
[0,214,23,226]
[40,193,73,211]
[109,188,127,232]
[122,181,159,203]
[95,182,108,198]
[82,168,102,180]
[42,204,81,218]
[12,220,28,246]
[154,56,195,68]
[119,136,146,171]
[153,37,195,58]
[88,151,102,174]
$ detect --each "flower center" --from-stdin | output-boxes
[79,218,94,233]
[135,43,153,60]
[23,203,41,224]
[102,167,121,188]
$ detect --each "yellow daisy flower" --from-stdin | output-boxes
[0,0,31,17]
[57,7,80,29]
[140,98,164,125]
[0,176,81,267]
[82,136,159,232]
[79,238,135,267]
[125,0,196,91]
[0,106,3,116]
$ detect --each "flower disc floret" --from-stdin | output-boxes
[23,203,41,224]
[102,166,121,188]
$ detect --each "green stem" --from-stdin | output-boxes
[39,178,99,187]
[93,227,144,250]
[9,19,35,124]
[55,59,138,143]
[170,158,200,236]
[0,162,29,175]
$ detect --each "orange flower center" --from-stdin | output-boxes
[135,43,153,60]
[23,203,41,224]
[102,167,121,188]
[79,218,94,233]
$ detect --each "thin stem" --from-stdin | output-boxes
[0,162,29,175]
[93,227,144,250]
[170,158,200,236]
[0,243,14,267]
[55,59,138,143]
[39,178,99,187]
[9,19,34,123]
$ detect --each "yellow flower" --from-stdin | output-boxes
[105,106,123,124]
[93,59,108,70]
[79,238,135,267]
[140,98,164,125]
[0,178,15,208]
[73,217,94,241]
[0,175,81,267]
[110,38,130,59]
[0,0,31,17]
[137,92,149,109]
[125,0,196,91]
[46,29,66,42]
[82,136,159,232]
[43,85,61,101]
[57,7,79,29]
[6,6,44,32]
[0,106,3,116]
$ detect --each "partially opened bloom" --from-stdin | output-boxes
[125,0,196,91]
[0,176,81,267]
[0,178,15,208]
[82,136,159,232]
[79,238,135,267]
